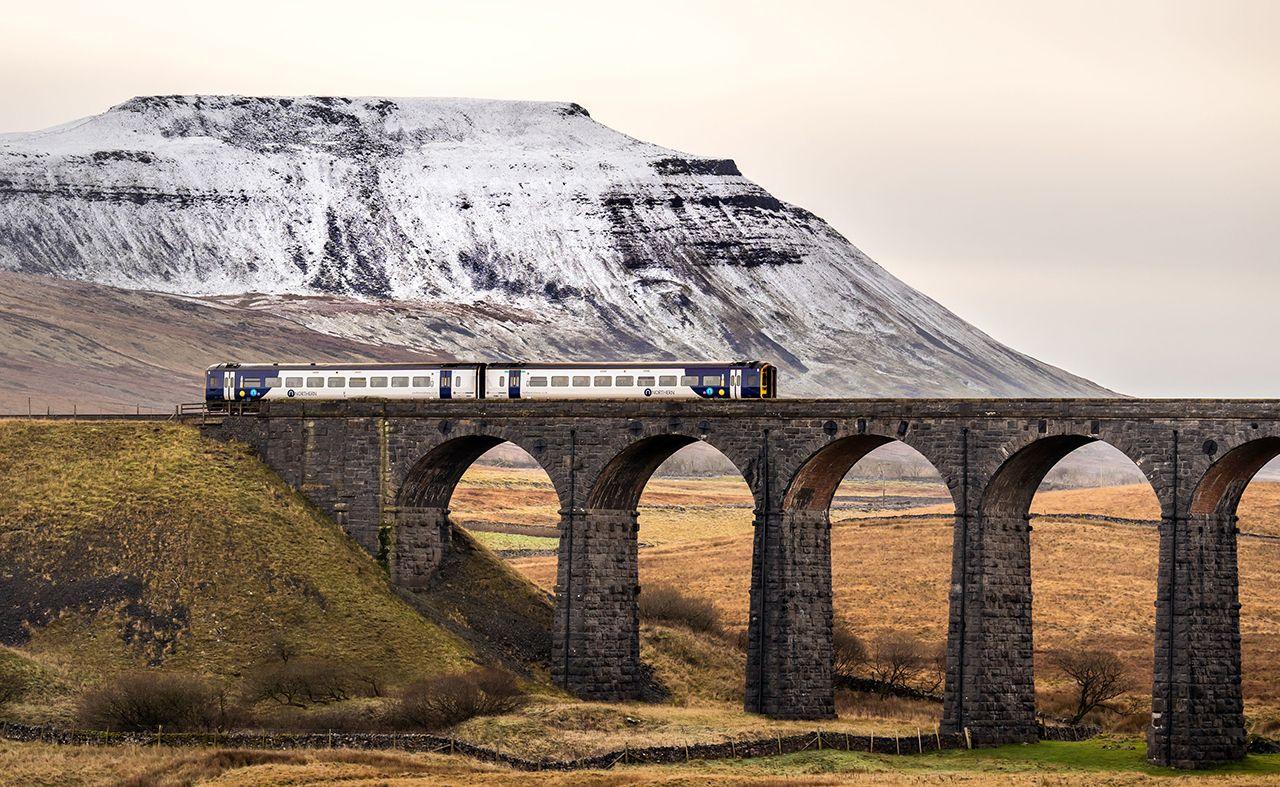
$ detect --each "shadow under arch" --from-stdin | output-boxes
[393,433,566,589]
[1191,437,1280,517]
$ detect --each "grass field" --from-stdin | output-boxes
[3,738,1280,785]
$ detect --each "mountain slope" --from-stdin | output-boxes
[0,95,1111,397]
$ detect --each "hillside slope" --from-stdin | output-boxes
[0,95,1111,398]
[0,421,551,688]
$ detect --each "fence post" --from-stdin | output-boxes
[895,736,900,755]
[918,728,923,753]
[936,727,941,751]
[817,730,822,751]
[870,732,874,753]
[964,727,972,750]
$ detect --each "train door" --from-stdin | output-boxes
[440,370,453,400]
[762,365,777,398]
[223,371,236,402]
[508,369,521,399]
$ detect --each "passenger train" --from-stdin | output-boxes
[205,361,777,406]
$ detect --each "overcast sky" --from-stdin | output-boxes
[3,1,1276,396]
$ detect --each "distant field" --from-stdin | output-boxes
[455,465,1280,717]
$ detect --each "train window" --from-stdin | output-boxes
[391,377,409,387]
[265,377,282,387]
[242,377,262,388]
[350,378,367,388]
[498,376,506,387]
[529,376,548,387]
[615,375,634,387]
[412,376,430,387]
[306,377,324,388]
[284,377,303,388]
[370,377,388,387]
[680,375,699,386]
[327,378,346,388]
[572,376,590,387]
[701,374,724,386]
[593,376,612,387]
[550,376,569,387]
[637,376,656,386]
[659,375,677,386]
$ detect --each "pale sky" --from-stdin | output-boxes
[3,1,1277,397]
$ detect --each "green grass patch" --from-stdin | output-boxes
[686,737,1280,777]
[469,531,559,553]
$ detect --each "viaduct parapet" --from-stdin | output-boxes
[207,398,1280,768]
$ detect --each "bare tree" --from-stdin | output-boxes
[1050,649,1129,724]
[832,621,868,682]
[867,633,928,697]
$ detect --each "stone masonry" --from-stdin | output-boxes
[206,398,1280,769]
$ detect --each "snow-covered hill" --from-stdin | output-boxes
[0,95,1110,396]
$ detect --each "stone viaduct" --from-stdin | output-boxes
[208,397,1280,769]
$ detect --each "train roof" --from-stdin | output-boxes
[207,360,771,371]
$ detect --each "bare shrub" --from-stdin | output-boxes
[396,667,525,730]
[866,633,928,697]
[1050,648,1129,724]
[247,658,357,708]
[832,621,868,682]
[80,672,227,732]
[638,585,721,634]
[916,642,948,696]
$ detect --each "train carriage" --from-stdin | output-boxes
[206,360,775,406]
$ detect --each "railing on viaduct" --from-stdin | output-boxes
[206,398,1280,769]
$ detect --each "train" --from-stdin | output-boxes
[205,361,777,405]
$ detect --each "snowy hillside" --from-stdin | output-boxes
[0,96,1110,396]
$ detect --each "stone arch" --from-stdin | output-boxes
[961,432,1164,746]
[584,433,759,512]
[1190,437,1280,518]
[555,432,757,701]
[391,431,567,590]
[782,433,960,514]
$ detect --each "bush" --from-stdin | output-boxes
[638,585,721,634]
[79,672,228,732]
[396,667,525,730]
[1049,648,1129,724]
[247,657,360,708]
[832,621,868,681]
[866,633,928,697]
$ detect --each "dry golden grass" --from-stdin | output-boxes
[490,466,1280,719]
[5,738,1280,785]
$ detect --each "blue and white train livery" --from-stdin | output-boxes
[205,361,776,406]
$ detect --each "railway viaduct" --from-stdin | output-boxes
[208,397,1280,769]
